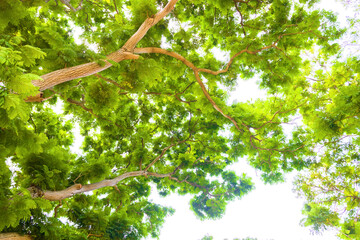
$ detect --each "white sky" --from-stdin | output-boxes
[149,165,338,240]
[147,1,351,239]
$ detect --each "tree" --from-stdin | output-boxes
[294,65,360,239]
[0,0,345,239]
[287,1,360,238]
[294,40,360,240]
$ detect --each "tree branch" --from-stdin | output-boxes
[28,0,178,95]
[113,0,119,15]
[144,137,190,171]
[29,171,144,201]
[31,50,139,92]
[233,0,246,37]
[146,172,206,189]
[0,233,32,240]
[29,168,204,201]
[122,0,178,52]
[59,0,83,12]
[134,47,247,132]
[197,30,316,75]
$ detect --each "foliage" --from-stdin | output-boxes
[0,0,356,239]
[292,1,360,237]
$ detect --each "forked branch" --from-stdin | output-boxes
[134,29,317,133]
[28,0,178,96]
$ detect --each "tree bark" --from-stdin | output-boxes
[27,0,178,101]
[28,170,187,201]
[32,52,139,91]
[28,171,146,201]
[0,233,32,240]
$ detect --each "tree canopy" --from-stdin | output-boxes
[0,0,359,239]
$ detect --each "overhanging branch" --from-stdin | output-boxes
[134,47,249,132]
[29,169,203,201]
[29,171,145,201]
[134,29,317,133]
[28,0,178,96]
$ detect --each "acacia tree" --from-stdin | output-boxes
[0,0,346,239]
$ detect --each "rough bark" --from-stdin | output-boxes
[28,0,178,100]
[0,233,32,240]
[32,52,139,91]
[28,171,145,201]
[28,170,188,201]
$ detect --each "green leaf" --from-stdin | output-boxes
[2,94,30,120]
[7,74,40,96]
[20,45,46,67]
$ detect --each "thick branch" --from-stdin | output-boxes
[29,169,202,201]
[133,39,310,135]
[29,0,178,93]
[113,0,119,14]
[31,171,145,201]
[29,135,188,201]
[0,233,32,240]
[122,0,178,51]
[32,52,139,91]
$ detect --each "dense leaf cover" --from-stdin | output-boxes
[0,0,358,239]
[295,52,360,238]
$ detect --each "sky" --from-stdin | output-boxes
[146,1,352,239]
